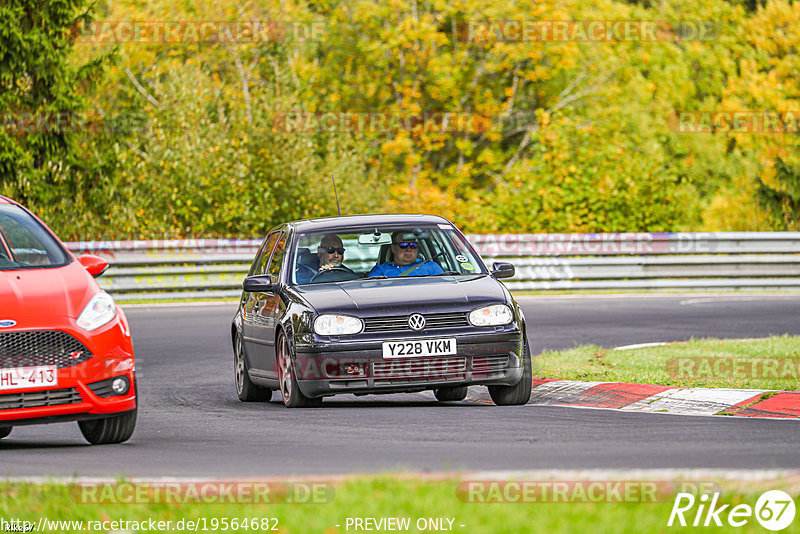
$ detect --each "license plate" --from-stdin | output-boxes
[0,366,58,391]
[382,338,457,359]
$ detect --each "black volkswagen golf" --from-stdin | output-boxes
[231,214,531,407]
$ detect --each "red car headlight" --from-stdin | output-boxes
[77,291,117,331]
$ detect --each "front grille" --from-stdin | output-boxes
[0,331,93,369]
[372,354,511,383]
[472,355,510,374]
[0,387,83,411]
[363,313,469,332]
[373,356,468,379]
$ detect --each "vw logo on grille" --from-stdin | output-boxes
[408,313,426,331]
[0,320,16,328]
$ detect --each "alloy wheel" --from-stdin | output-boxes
[278,334,293,403]
[235,335,245,395]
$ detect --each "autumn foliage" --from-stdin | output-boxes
[1,0,798,238]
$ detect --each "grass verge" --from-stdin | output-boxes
[511,289,800,296]
[533,336,800,390]
[1,476,797,533]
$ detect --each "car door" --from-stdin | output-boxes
[257,232,289,377]
[244,231,289,377]
[241,231,280,375]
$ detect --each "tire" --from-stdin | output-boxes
[277,331,322,408]
[434,386,468,402]
[78,409,136,445]
[488,339,532,406]
[0,427,11,439]
[234,333,271,402]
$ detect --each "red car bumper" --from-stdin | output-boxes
[0,308,136,426]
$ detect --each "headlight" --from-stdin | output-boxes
[77,291,117,331]
[314,314,364,336]
[468,304,513,326]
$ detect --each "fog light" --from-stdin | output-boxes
[111,377,129,395]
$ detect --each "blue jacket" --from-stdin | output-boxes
[368,259,444,278]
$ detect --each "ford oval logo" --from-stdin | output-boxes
[0,319,16,328]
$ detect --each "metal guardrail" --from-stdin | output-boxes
[65,232,800,300]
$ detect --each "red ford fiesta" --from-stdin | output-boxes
[0,195,136,444]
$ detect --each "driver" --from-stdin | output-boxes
[296,234,355,284]
[368,231,444,277]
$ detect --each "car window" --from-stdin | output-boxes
[250,232,280,276]
[268,234,288,279]
[0,205,69,270]
[291,225,485,285]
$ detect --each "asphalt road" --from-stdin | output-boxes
[2,294,799,477]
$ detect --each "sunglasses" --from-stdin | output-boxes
[394,242,418,249]
[320,246,345,255]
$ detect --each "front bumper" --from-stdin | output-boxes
[0,312,136,426]
[294,330,524,398]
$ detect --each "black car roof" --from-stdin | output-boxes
[287,214,453,233]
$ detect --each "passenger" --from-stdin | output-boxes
[296,234,354,284]
[368,232,444,277]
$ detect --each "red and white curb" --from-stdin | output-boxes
[470,379,800,418]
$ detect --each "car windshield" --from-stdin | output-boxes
[291,224,485,285]
[0,205,69,270]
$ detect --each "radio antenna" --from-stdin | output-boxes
[332,174,342,216]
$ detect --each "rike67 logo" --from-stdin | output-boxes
[668,490,796,531]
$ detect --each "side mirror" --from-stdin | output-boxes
[243,274,277,293]
[77,254,109,278]
[491,262,515,279]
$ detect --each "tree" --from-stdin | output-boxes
[759,158,800,230]
[3,0,793,236]
[0,0,111,229]
[707,0,800,230]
